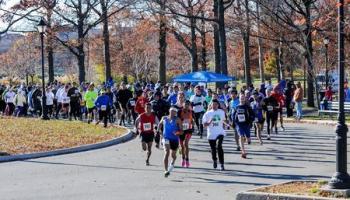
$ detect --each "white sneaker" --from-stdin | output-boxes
[168,164,174,172]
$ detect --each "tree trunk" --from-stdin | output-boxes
[158,1,167,84]
[200,11,207,71]
[101,0,111,82]
[213,0,220,73]
[243,32,251,85]
[47,9,54,83]
[190,9,198,72]
[77,19,85,83]
[279,41,285,80]
[275,47,281,82]
[218,0,228,75]
[256,2,264,82]
[305,2,314,107]
[243,0,251,85]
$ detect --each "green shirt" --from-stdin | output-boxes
[84,90,98,109]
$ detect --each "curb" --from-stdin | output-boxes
[284,118,338,126]
[236,181,342,200]
[0,129,134,163]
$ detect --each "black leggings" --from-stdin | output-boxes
[208,135,224,164]
[194,112,204,135]
[266,112,278,135]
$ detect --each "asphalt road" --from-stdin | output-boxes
[0,123,340,200]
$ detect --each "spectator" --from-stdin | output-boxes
[293,82,303,121]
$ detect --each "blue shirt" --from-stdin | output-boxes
[163,116,179,141]
[167,93,178,106]
[95,95,112,110]
[229,98,240,113]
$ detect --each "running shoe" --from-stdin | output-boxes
[146,160,150,166]
[185,160,190,168]
[281,126,285,132]
[164,171,170,177]
[220,164,225,171]
[236,146,241,151]
[267,135,271,140]
[241,153,247,159]
[213,161,217,169]
[168,164,174,172]
[181,160,186,167]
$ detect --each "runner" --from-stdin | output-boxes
[228,89,241,151]
[271,84,286,131]
[178,100,194,168]
[190,85,205,138]
[135,103,159,166]
[263,88,279,140]
[202,99,227,170]
[233,94,255,158]
[84,83,98,124]
[117,82,133,126]
[158,106,183,177]
[4,87,16,116]
[127,92,138,124]
[95,90,112,127]
[135,90,149,117]
[250,91,264,145]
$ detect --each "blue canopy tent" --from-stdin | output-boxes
[173,71,236,83]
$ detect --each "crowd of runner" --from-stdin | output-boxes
[0,78,304,177]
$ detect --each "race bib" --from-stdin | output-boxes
[254,117,258,122]
[130,100,135,106]
[238,114,246,122]
[267,106,273,111]
[63,97,70,103]
[101,105,107,111]
[162,139,170,145]
[143,123,152,131]
[182,122,190,130]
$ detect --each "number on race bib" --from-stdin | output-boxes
[101,105,107,111]
[267,106,273,111]
[238,114,246,122]
[212,122,219,127]
[143,123,152,131]
[182,122,190,130]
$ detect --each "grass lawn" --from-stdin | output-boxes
[0,117,127,155]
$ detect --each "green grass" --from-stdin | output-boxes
[0,117,127,155]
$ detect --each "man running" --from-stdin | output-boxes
[95,90,112,127]
[190,85,205,138]
[117,82,133,126]
[228,89,241,151]
[263,88,279,140]
[135,103,159,166]
[158,106,183,177]
[202,99,227,170]
[233,94,255,159]
[250,91,264,145]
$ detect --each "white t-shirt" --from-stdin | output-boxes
[202,109,226,140]
[46,92,54,105]
[5,91,16,103]
[56,87,64,103]
[190,95,205,113]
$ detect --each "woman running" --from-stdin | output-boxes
[178,100,194,168]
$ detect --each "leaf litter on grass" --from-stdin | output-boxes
[0,117,127,155]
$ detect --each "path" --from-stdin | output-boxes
[0,123,341,200]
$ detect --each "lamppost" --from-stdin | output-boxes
[323,37,329,88]
[37,18,49,120]
[328,0,350,189]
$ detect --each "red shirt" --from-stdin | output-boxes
[134,96,149,114]
[271,91,285,107]
[139,113,156,134]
